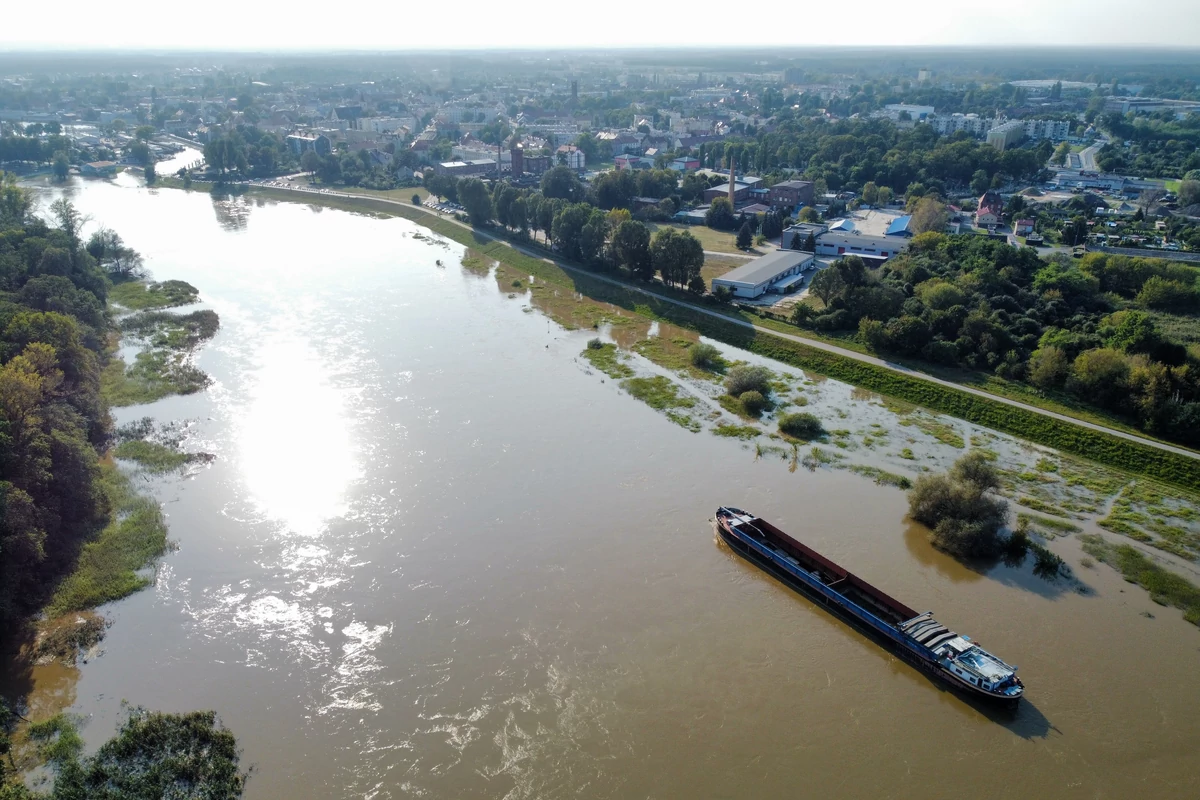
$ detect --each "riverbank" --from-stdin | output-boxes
[184,182,1197,493]
[164,177,1200,454]
[1,269,235,796]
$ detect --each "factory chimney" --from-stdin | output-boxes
[727,159,736,205]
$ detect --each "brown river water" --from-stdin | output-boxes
[8,172,1200,799]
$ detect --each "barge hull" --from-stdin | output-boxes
[714,508,1023,704]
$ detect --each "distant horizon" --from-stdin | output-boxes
[3,44,1200,55]
[4,0,1200,52]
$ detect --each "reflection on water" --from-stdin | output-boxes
[236,334,359,537]
[13,179,1200,800]
[210,191,252,232]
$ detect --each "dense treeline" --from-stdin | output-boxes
[0,175,120,636]
[1097,112,1200,179]
[202,125,297,178]
[0,134,73,165]
[693,117,1050,194]
[794,232,1200,446]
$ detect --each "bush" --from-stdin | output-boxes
[907,451,1009,559]
[411,193,422,205]
[724,364,771,396]
[689,342,724,370]
[779,412,824,440]
[587,337,604,350]
[739,390,767,415]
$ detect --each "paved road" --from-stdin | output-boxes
[1078,134,1108,172]
[249,182,1200,462]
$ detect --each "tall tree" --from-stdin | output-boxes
[457,178,493,226]
[611,220,652,279]
[651,228,704,288]
[910,197,949,235]
[736,221,753,250]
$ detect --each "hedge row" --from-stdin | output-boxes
[262,189,1200,493]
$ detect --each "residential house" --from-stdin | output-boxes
[614,154,653,170]
[669,156,700,171]
[975,191,1003,228]
[286,133,332,157]
[1014,219,1035,236]
[556,145,585,170]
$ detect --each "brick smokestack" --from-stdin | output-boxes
[728,159,736,205]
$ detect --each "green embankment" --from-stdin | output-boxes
[246,187,1200,492]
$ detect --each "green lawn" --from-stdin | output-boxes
[701,255,746,289]
[650,222,764,256]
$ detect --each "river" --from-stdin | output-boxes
[14,174,1200,799]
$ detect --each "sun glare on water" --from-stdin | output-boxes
[238,334,359,537]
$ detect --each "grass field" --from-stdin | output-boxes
[650,222,764,256]
[701,255,746,288]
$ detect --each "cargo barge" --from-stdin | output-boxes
[715,507,1024,703]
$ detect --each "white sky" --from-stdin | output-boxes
[3,0,1200,50]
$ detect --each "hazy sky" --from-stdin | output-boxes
[4,0,1200,50]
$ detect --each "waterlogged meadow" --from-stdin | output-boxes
[457,248,1200,617]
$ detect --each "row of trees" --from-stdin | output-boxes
[795,232,1200,447]
[427,172,707,292]
[684,117,1050,193]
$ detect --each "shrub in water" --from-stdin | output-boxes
[739,390,767,415]
[778,412,824,440]
[907,451,1009,559]
[587,338,604,350]
[724,364,771,396]
[689,342,724,370]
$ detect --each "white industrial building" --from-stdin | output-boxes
[712,250,815,299]
[813,232,907,262]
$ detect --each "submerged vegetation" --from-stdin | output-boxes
[908,452,1010,559]
[102,307,219,406]
[1080,534,1200,626]
[108,279,199,311]
[581,340,633,378]
[112,440,194,473]
[18,708,245,799]
[45,464,169,617]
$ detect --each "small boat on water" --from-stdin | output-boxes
[715,507,1024,704]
